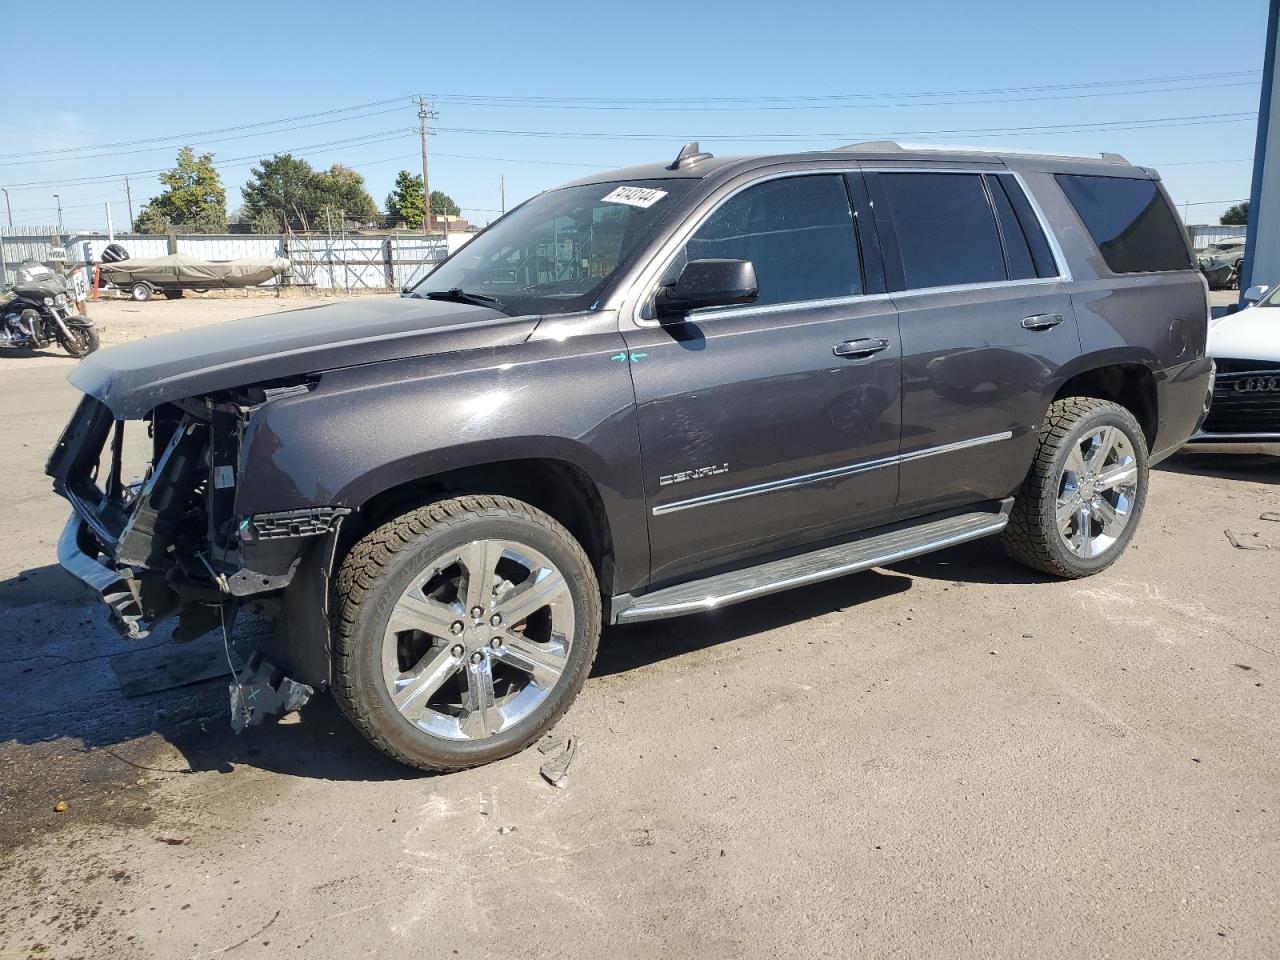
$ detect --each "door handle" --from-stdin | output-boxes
[1021,313,1064,331]
[833,337,890,359]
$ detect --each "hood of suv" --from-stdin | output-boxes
[1209,303,1280,364]
[71,296,537,418]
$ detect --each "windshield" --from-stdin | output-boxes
[408,180,691,315]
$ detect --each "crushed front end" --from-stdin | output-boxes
[46,387,346,728]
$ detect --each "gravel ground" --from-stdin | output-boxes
[0,292,1276,960]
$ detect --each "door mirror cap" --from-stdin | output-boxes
[1244,283,1269,304]
[655,259,758,320]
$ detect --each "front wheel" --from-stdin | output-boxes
[1002,397,1149,578]
[57,322,99,357]
[130,282,152,302]
[333,495,601,772]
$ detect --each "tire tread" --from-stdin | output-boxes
[332,494,599,772]
[1002,397,1147,579]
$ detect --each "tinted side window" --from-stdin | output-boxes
[876,173,1007,289]
[685,175,861,306]
[998,175,1059,278]
[1056,174,1192,273]
[986,175,1036,281]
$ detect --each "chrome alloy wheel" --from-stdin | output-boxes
[1056,426,1139,559]
[381,539,574,741]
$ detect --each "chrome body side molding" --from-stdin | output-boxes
[652,431,1013,516]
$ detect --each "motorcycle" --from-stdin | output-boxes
[1,260,99,357]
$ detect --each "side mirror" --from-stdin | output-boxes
[655,259,757,320]
[1244,284,1269,304]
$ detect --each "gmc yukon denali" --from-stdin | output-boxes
[47,142,1213,771]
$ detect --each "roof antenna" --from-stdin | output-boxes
[667,141,713,170]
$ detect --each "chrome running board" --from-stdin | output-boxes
[613,502,1012,623]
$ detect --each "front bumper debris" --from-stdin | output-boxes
[57,513,149,638]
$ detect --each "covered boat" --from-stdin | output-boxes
[101,254,290,299]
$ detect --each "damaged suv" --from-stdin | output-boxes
[49,142,1212,771]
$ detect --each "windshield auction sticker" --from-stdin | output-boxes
[602,185,669,208]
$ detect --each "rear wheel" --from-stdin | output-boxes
[162,289,185,299]
[1002,397,1149,578]
[333,495,600,772]
[130,282,152,302]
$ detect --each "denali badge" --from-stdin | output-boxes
[1233,375,1280,394]
[659,463,729,486]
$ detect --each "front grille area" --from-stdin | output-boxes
[1203,359,1280,434]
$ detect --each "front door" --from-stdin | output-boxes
[623,172,902,588]
[862,169,1082,517]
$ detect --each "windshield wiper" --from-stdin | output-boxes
[419,288,515,315]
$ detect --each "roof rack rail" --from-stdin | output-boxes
[667,141,714,170]
[835,140,1129,164]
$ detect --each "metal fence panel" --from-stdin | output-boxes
[390,235,449,290]
[285,235,391,290]
[3,228,454,293]
[1188,224,1249,250]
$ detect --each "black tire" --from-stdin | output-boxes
[162,289,185,299]
[57,323,99,358]
[333,495,601,772]
[1002,397,1149,579]
[130,282,152,302]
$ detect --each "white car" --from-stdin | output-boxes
[1197,284,1280,443]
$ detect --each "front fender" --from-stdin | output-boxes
[235,322,650,591]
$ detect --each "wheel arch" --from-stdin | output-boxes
[337,451,621,603]
[1048,355,1159,450]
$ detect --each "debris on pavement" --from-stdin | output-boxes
[1261,512,1280,523]
[499,825,517,835]
[53,800,68,813]
[540,737,577,789]
[110,633,228,698]
[228,651,314,733]
[1225,529,1271,551]
[537,735,564,755]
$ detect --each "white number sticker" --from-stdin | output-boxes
[213,465,236,489]
[601,185,668,209]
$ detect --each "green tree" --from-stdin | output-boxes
[241,153,322,232]
[241,155,378,232]
[134,146,227,234]
[1220,201,1249,226]
[430,190,460,218]
[311,163,379,230]
[383,172,461,229]
[386,170,425,228]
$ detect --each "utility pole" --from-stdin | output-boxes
[1,187,10,228]
[54,194,63,233]
[105,201,115,242]
[124,176,135,232]
[415,96,438,236]
[500,175,505,215]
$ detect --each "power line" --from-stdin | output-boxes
[0,106,410,168]
[427,111,1258,143]
[0,96,411,161]
[434,79,1261,113]
[427,70,1261,105]
[1,129,416,190]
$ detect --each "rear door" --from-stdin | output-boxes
[622,172,901,588]
[862,168,1081,517]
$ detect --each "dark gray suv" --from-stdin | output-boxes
[48,141,1212,771]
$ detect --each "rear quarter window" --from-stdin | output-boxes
[1055,173,1192,274]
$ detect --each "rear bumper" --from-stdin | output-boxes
[1150,355,1215,464]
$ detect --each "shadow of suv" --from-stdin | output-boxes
[47,140,1213,771]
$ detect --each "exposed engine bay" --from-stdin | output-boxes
[47,384,346,727]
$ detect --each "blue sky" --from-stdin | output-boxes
[0,0,1269,232]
